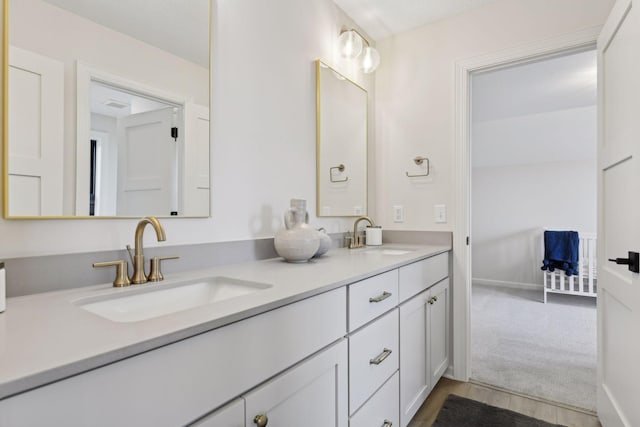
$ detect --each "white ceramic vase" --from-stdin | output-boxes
[274,199,320,263]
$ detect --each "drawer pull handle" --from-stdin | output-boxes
[382,421,393,427]
[254,414,268,427]
[370,348,392,365]
[369,291,392,303]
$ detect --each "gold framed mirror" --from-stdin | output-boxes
[3,0,211,218]
[316,60,368,217]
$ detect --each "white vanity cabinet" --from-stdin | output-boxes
[399,276,450,427]
[0,249,451,427]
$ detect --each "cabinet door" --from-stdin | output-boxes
[190,399,244,427]
[428,279,450,386]
[244,339,348,427]
[399,289,430,427]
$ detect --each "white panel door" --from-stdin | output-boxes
[8,47,64,216]
[597,1,640,426]
[117,107,177,216]
[244,339,348,427]
[182,103,210,216]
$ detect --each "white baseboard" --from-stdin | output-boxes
[472,278,542,291]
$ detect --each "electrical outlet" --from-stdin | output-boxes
[434,204,446,223]
[393,205,404,223]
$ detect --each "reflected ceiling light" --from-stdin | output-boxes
[338,28,380,73]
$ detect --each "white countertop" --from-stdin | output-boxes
[0,243,450,400]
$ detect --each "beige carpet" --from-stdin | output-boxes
[471,283,597,411]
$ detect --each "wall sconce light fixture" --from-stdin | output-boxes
[338,29,380,74]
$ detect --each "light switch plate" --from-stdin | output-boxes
[434,204,446,223]
[393,205,404,223]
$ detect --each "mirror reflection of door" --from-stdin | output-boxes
[7,47,64,216]
[116,107,179,216]
[88,81,183,216]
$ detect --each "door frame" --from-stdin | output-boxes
[451,26,601,381]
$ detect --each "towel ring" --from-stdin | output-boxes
[330,164,349,183]
[406,156,430,177]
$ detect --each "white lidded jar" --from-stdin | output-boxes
[365,225,383,246]
[274,199,320,262]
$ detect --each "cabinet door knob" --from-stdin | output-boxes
[382,420,393,427]
[254,414,268,427]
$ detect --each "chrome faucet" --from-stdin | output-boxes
[350,216,374,249]
[131,216,166,284]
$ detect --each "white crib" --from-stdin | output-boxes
[542,232,597,303]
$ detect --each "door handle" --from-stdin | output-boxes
[608,251,639,273]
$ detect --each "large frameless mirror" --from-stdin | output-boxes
[316,60,367,217]
[4,0,211,218]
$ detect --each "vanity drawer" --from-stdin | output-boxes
[398,252,448,302]
[349,308,399,414]
[349,372,399,427]
[348,270,399,331]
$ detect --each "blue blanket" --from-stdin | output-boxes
[541,230,579,276]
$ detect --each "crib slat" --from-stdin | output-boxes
[578,237,585,293]
[588,238,595,294]
[559,271,565,291]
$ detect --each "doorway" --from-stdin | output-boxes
[469,49,598,410]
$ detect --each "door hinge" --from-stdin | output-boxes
[171,127,178,141]
[466,236,469,246]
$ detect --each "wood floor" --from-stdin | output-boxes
[407,377,601,427]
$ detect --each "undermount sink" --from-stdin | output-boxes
[364,247,415,255]
[75,277,272,323]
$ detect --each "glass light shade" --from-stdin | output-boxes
[361,46,380,73]
[338,30,363,59]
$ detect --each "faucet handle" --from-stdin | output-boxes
[148,256,180,282]
[93,260,131,288]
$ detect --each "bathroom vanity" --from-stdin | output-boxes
[0,244,450,426]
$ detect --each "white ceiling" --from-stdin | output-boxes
[472,49,597,123]
[333,0,500,40]
[472,49,598,168]
[43,0,209,67]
